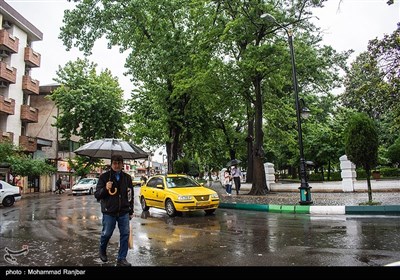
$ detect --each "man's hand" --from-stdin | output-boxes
[106,181,113,190]
[129,214,133,220]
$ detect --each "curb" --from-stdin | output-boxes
[219,202,400,215]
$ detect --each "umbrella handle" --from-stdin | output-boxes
[106,181,117,195]
[108,188,117,195]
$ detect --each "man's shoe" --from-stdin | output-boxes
[116,259,131,266]
[99,250,108,262]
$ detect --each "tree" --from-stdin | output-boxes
[344,113,379,204]
[387,137,400,166]
[58,0,348,193]
[49,58,125,143]
[0,142,56,178]
[367,28,400,129]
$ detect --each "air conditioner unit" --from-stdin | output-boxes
[2,20,11,29]
[0,50,9,58]
[0,81,9,88]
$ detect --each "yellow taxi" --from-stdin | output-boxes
[139,174,219,217]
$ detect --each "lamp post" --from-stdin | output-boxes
[261,13,312,205]
[159,151,166,173]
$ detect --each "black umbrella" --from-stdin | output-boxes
[74,138,148,196]
[74,138,148,160]
[226,159,241,167]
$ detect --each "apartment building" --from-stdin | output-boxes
[0,0,50,192]
[0,2,150,193]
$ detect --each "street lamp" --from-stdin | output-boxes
[159,151,166,173]
[261,13,312,205]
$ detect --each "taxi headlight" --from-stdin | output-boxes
[211,193,219,199]
[177,195,193,200]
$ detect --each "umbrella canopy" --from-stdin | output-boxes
[74,138,149,160]
[226,159,241,167]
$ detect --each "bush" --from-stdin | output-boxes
[379,167,400,178]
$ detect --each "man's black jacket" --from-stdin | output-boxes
[94,170,134,216]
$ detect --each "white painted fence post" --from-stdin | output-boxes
[264,162,275,190]
[340,155,356,192]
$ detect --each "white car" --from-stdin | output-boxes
[71,178,98,196]
[0,180,22,207]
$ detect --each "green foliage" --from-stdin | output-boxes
[359,201,382,206]
[387,137,400,165]
[172,158,199,177]
[345,112,379,203]
[0,142,56,177]
[67,156,103,178]
[173,159,185,174]
[344,112,379,170]
[380,167,400,178]
[0,141,15,161]
[356,169,367,179]
[8,155,56,177]
[49,58,125,144]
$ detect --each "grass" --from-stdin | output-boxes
[358,201,382,206]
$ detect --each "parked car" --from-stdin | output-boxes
[139,174,219,217]
[0,180,21,207]
[132,176,144,187]
[71,178,98,196]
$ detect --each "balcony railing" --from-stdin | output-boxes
[0,95,15,115]
[0,29,19,54]
[22,75,40,95]
[24,47,41,68]
[0,61,16,84]
[20,104,38,123]
[0,130,14,143]
[19,135,37,152]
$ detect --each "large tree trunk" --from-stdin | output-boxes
[166,126,181,173]
[246,106,254,183]
[248,75,267,195]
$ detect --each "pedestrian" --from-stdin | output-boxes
[223,168,232,196]
[94,154,134,267]
[55,177,62,194]
[140,175,148,185]
[231,164,242,195]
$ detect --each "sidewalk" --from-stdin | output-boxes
[208,181,400,215]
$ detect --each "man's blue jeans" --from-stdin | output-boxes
[100,213,129,261]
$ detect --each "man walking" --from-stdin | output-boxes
[94,154,134,266]
[231,164,242,195]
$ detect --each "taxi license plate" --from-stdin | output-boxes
[196,201,209,206]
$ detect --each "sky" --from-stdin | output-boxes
[4,0,400,160]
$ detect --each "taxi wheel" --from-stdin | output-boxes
[165,199,177,217]
[141,196,149,211]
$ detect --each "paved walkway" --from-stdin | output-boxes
[207,181,400,215]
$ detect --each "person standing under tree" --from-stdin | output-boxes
[94,154,134,266]
[223,168,232,195]
[231,164,242,195]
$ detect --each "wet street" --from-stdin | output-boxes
[1,189,400,268]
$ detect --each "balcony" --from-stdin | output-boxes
[20,104,38,123]
[0,95,15,115]
[19,135,37,152]
[0,29,19,54]
[0,130,14,143]
[22,75,39,95]
[24,47,41,68]
[0,61,16,84]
